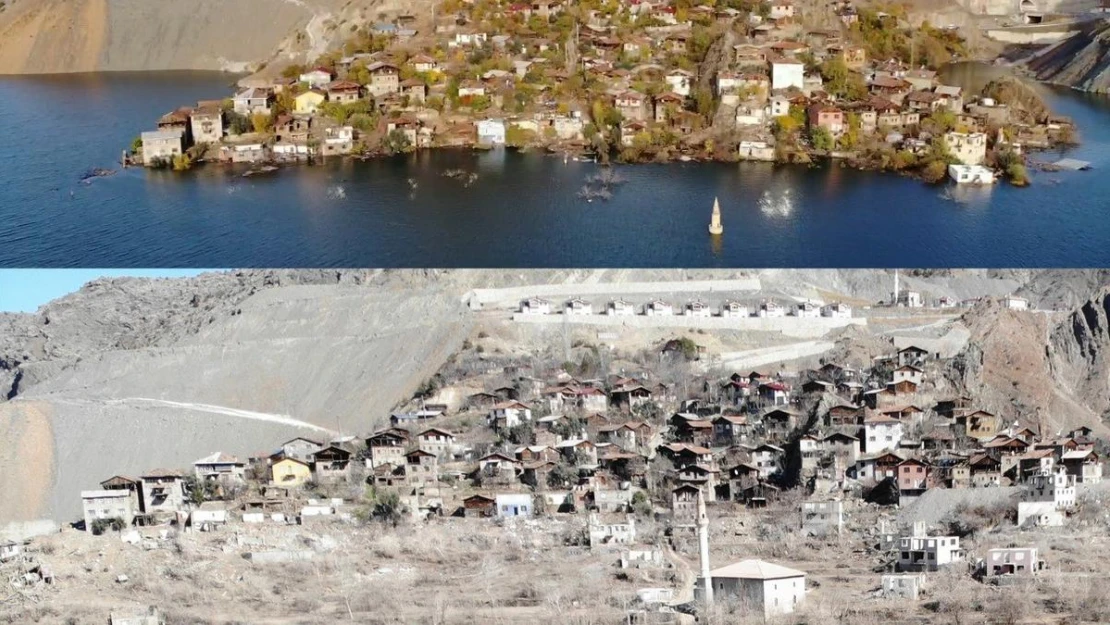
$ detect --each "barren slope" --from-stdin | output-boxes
[0,0,345,74]
[0,272,474,522]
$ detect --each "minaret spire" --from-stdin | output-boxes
[708,197,723,235]
[698,488,713,606]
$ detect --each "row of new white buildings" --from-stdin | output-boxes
[520,297,852,319]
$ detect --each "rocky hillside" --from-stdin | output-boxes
[1026,18,1110,93]
[949,284,1110,438]
[0,0,413,75]
[1048,286,1110,422]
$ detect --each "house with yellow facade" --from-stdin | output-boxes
[271,456,312,486]
[294,90,327,115]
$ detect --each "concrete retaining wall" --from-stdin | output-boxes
[0,520,60,542]
[511,313,865,339]
[244,550,315,563]
[466,278,762,309]
[986,27,1080,44]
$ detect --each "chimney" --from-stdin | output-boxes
[698,488,713,606]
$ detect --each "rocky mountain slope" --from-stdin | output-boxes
[1048,286,1110,422]
[0,0,411,75]
[1026,18,1110,93]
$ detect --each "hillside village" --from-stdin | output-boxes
[8,286,1110,624]
[130,0,1075,185]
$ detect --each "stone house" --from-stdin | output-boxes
[367,62,401,97]
[366,429,409,468]
[140,130,185,166]
[82,489,138,532]
[956,410,1000,439]
[1061,449,1102,483]
[278,438,323,462]
[140,469,187,515]
[416,427,455,457]
[189,103,224,144]
[232,87,273,116]
[193,452,246,483]
[326,80,362,104]
[478,452,521,479]
[488,400,532,429]
[462,494,497,517]
[312,444,356,482]
[945,131,988,166]
[750,444,784,478]
[405,449,438,486]
[615,90,649,123]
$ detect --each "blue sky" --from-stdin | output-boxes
[0,269,219,313]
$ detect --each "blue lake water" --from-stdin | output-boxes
[1,67,1109,268]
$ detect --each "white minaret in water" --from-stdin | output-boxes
[697,488,713,606]
[709,197,723,235]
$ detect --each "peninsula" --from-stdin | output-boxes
[126,0,1079,186]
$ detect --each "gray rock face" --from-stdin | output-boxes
[1049,286,1110,419]
[1027,19,1110,94]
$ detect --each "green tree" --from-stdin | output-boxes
[819,56,866,101]
[281,64,307,80]
[694,87,716,122]
[810,126,834,151]
[383,128,413,155]
[172,153,194,172]
[363,487,406,527]
[250,112,272,134]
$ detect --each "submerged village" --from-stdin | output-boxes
[9,283,1110,623]
[128,0,1081,187]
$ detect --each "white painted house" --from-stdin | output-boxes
[1004,295,1029,310]
[948,164,995,184]
[645,299,674,316]
[700,560,806,618]
[771,60,804,91]
[863,415,903,454]
[892,365,924,386]
[686,300,712,317]
[665,70,694,97]
[758,299,785,318]
[566,298,593,315]
[721,301,750,317]
[609,298,636,315]
[488,401,533,429]
[521,297,552,314]
[897,535,963,572]
[477,119,506,145]
[794,301,820,318]
[1018,468,1075,527]
[495,493,534,517]
[822,302,851,318]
